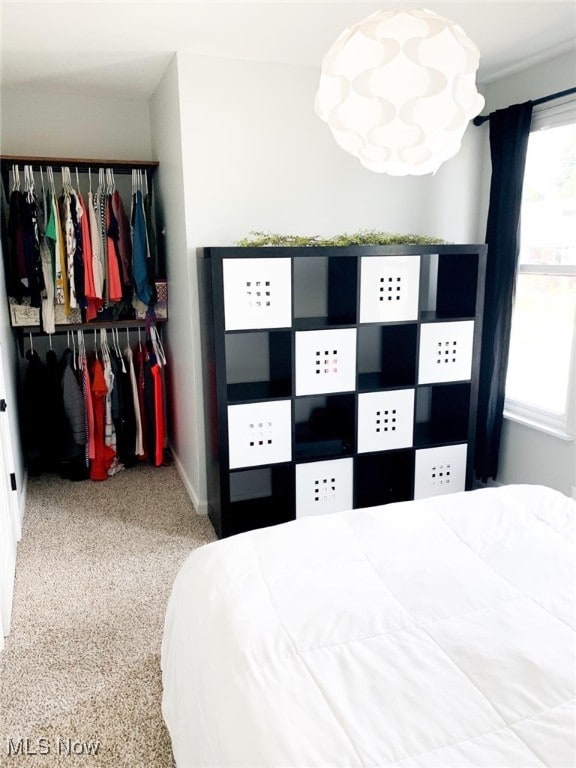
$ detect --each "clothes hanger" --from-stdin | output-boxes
[11,165,20,192]
[77,330,86,363]
[150,325,166,367]
[46,166,56,195]
[113,328,127,372]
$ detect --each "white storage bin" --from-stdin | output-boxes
[228,400,292,469]
[223,258,292,330]
[357,389,415,453]
[414,444,467,499]
[295,328,357,396]
[418,321,474,384]
[296,458,353,518]
[359,255,421,323]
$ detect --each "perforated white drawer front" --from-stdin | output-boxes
[359,255,421,323]
[414,444,467,499]
[296,458,353,518]
[295,329,357,396]
[357,389,415,453]
[223,258,292,330]
[227,400,292,469]
[418,321,475,384]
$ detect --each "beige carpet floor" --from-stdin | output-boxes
[0,463,216,767]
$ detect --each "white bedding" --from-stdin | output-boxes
[161,485,576,767]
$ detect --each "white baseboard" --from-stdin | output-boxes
[171,449,208,516]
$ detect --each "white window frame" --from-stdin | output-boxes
[504,95,576,441]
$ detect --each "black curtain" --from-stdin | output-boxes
[475,101,534,483]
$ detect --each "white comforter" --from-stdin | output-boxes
[162,485,575,767]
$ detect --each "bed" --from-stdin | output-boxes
[161,484,575,767]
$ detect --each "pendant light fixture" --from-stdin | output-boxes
[314,7,485,176]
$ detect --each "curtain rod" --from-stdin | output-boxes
[473,86,576,126]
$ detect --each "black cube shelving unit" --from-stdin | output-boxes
[200,244,486,538]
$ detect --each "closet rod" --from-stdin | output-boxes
[15,320,164,356]
[0,155,159,175]
[16,320,165,334]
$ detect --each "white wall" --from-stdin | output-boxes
[171,53,484,508]
[149,56,208,512]
[177,54,483,246]
[0,87,152,160]
[477,50,576,497]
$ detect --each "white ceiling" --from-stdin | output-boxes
[1,1,575,99]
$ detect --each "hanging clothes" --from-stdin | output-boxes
[105,194,123,303]
[46,187,69,312]
[133,341,149,462]
[22,186,45,309]
[37,189,56,334]
[78,340,95,463]
[69,189,86,310]
[109,349,132,466]
[2,164,160,325]
[21,347,51,474]
[6,171,45,307]
[90,356,115,481]
[79,190,102,322]
[60,189,78,309]
[111,189,132,296]
[88,189,105,301]
[131,187,156,311]
[59,347,89,481]
[124,343,144,459]
[6,183,27,301]
[18,323,168,482]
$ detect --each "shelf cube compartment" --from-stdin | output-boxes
[225,331,292,402]
[296,457,353,518]
[414,444,467,499]
[293,256,357,327]
[226,465,295,536]
[355,451,414,507]
[436,252,479,319]
[357,389,415,453]
[360,255,421,323]
[294,394,355,460]
[414,384,471,447]
[222,258,292,330]
[418,320,475,384]
[357,324,417,390]
[295,328,357,396]
[227,400,292,469]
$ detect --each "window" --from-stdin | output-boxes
[505,96,576,438]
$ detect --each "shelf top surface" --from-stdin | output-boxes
[202,244,487,258]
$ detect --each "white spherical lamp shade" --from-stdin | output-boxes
[314,8,485,175]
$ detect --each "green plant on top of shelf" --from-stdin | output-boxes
[236,230,447,247]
